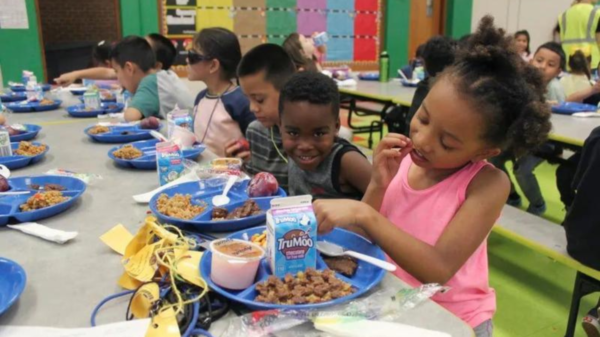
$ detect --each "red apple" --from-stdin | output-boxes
[236,138,250,152]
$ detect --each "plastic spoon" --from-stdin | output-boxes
[212,175,237,207]
[150,130,167,142]
[0,191,32,196]
[316,241,397,272]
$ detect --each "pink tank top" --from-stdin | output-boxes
[380,156,496,328]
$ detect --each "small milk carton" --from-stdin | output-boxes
[266,195,317,278]
[0,130,12,157]
[156,141,184,186]
[83,90,101,110]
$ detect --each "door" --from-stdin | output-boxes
[408,0,445,61]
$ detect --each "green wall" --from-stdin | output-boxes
[120,0,160,37]
[384,0,411,79]
[0,0,44,86]
[446,0,473,39]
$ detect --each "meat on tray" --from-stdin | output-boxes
[212,200,262,220]
[255,268,355,305]
[29,183,66,191]
[322,255,359,277]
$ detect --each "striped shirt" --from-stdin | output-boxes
[245,121,288,192]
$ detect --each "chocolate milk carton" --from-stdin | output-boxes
[266,195,317,278]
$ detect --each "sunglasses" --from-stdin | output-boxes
[187,50,212,65]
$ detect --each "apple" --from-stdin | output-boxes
[247,172,279,197]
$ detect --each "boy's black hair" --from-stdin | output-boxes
[110,36,156,73]
[422,36,457,77]
[279,71,340,119]
[237,44,296,90]
[514,30,531,55]
[439,15,551,156]
[569,50,591,79]
[92,40,114,66]
[147,33,176,70]
[415,44,426,59]
[535,42,566,70]
[194,27,242,79]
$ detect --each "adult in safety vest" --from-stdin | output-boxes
[558,0,600,68]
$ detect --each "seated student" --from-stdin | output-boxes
[312,17,551,337]
[280,72,372,200]
[187,27,254,157]
[406,36,457,131]
[560,126,600,335]
[490,42,565,214]
[54,40,119,88]
[282,33,320,72]
[110,36,193,121]
[400,44,424,80]
[514,30,532,63]
[560,50,593,97]
[225,44,296,191]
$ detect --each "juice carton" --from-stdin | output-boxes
[156,141,184,186]
[83,90,101,110]
[266,195,317,278]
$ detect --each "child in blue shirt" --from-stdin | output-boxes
[280,71,372,200]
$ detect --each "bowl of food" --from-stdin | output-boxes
[6,99,62,113]
[0,142,49,170]
[108,139,204,170]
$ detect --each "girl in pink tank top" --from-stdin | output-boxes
[313,17,552,337]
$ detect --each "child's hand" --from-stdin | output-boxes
[372,134,413,188]
[313,199,364,235]
[54,73,77,87]
[225,139,251,162]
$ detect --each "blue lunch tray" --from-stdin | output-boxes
[108,139,204,170]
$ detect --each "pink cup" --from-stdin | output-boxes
[210,239,265,290]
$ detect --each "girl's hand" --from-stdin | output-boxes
[313,199,366,235]
[371,134,413,188]
[224,139,251,162]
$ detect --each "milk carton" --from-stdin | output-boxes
[156,141,184,186]
[266,195,317,278]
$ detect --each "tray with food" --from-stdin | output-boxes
[200,225,386,310]
[66,103,124,117]
[0,142,49,170]
[149,175,286,232]
[9,83,51,92]
[2,124,42,142]
[84,117,161,143]
[6,99,62,113]
[108,139,204,170]
[0,174,86,226]
[0,91,27,102]
[78,90,117,103]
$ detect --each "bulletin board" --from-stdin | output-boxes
[159,0,383,73]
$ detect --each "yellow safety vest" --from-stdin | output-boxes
[559,4,600,67]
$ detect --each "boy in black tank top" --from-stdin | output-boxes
[279,72,372,200]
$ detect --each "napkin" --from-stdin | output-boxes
[8,223,78,244]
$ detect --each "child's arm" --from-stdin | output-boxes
[124,108,144,122]
[339,151,372,193]
[566,81,600,103]
[54,68,116,86]
[314,166,509,285]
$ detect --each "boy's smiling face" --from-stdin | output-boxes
[530,48,562,84]
[281,100,340,171]
[240,71,281,128]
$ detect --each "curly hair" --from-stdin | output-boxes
[437,16,551,156]
[278,71,340,118]
[422,36,457,77]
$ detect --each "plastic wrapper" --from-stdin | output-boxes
[45,169,102,185]
[220,283,448,337]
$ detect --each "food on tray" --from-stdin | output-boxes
[14,142,46,156]
[89,125,110,134]
[211,200,262,220]
[250,230,267,248]
[156,193,206,220]
[323,256,358,277]
[100,90,114,100]
[140,116,160,129]
[255,268,355,305]
[211,158,242,171]
[29,183,66,191]
[248,172,279,197]
[112,145,142,159]
[0,176,9,192]
[210,238,265,289]
[20,191,69,211]
[104,104,118,110]
[39,99,54,105]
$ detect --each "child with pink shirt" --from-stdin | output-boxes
[313,17,552,337]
